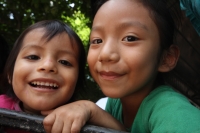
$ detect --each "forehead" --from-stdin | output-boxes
[22,28,46,45]
[21,28,79,56]
[93,0,158,33]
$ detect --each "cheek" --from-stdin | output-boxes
[12,70,26,100]
[87,51,97,70]
[126,47,159,78]
[70,74,79,87]
[12,61,29,81]
[137,45,160,65]
[61,72,78,101]
[12,64,23,87]
[63,69,79,86]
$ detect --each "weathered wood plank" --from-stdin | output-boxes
[0,108,129,133]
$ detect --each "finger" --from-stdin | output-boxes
[61,120,73,133]
[51,116,64,133]
[43,113,55,133]
[70,119,86,133]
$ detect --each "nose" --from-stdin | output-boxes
[98,40,120,63]
[37,58,57,73]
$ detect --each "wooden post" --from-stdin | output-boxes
[0,108,129,133]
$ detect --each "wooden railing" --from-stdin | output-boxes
[0,108,129,133]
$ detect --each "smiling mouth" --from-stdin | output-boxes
[99,71,123,80]
[29,81,59,89]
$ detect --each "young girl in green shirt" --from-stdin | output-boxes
[42,0,200,132]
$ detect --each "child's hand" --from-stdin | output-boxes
[42,100,125,133]
[42,100,92,133]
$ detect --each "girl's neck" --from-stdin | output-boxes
[121,85,155,128]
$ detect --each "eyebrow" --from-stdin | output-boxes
[21,44,43,51]
[119,21,149,31]
[21,44,77,57]
[92,21,149,32]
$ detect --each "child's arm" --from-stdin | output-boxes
[42,100,126,133]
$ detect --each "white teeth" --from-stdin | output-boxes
[50,83,53,87]
[31,81,58,87]
[53,83,57,87]
[33,81,36,85]
[45,82,50,86]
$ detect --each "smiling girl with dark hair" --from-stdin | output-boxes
[42,1,200,133]
[0,20,86,133]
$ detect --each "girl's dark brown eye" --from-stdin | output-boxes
[59,60,72,66]
[91,39,102,44]
[122,36,138,41]
[25,55,40,60]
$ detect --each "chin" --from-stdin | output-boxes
[30,104,54,112]
[102,91,122,98]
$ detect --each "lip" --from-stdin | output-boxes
[99,71,123,80]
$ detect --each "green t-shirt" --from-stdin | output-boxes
[106,85,200,133]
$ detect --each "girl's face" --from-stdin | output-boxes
[88,0,161,99]
[12,28,79,114]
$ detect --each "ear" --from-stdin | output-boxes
[158,45,180,72]
[7,75,11,84]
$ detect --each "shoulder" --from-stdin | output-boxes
[144,85,189,103]
[0,95,17,110]
[141,85,196,111]
[139,85,200,132]
[0,94,14,102]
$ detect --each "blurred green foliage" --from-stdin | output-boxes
[62,10,91,47]
[0,0,104,102]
